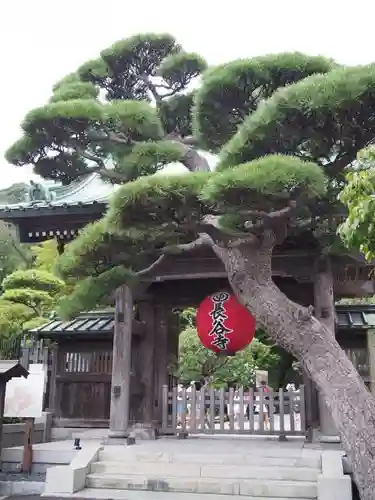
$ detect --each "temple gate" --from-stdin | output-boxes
[1,174,375,440]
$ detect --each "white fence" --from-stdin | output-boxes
[161,385,306,437]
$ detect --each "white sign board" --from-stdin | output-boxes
[255,370,268,387]
[4,364,46,418]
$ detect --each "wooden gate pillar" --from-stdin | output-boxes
[108,286,133,438]
[152,304,169,423]
[313,256,338,440]
[167,311,180,386]
[137,301,156,424]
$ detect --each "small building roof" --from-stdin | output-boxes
[0,361,29,382]
[30,311,116,337]
[336,304,375,330]
[30,310,145,338]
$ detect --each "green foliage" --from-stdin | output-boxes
[219,64,375,173]
[77,59,108,82]
[0,226,31,283]
[50,82,99,102]
[8,31,375,317]
[0,267,65,336]
[193,53,336,152]
[5,135,44,167]
[0,301,35,337]
[158,93,195,137]
[116,141,184,180]
[22,316,50,332]
[101,33,179,81]
[356,145,375,166]
[1,288,53,312]
[158,52,207,90]
[2,269,64,295]
[202,155,327,211]
[338,169,375,259]
[176,326,280,387]
[6,32,206,187]
[106,100,163,140]
[22,99,104,135]
[52,73,80,92]
[0,301,35,324]
[31,240,60,273]
[56,220,155,279]
[58,266,137,319]
[107,172,211,230]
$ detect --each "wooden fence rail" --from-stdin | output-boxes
[161,385,306,437]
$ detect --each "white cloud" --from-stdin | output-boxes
[1,0,374,189]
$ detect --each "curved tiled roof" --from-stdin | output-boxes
[0,174,117,212]
[0,151,218,213]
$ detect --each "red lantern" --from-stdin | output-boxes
[196,291,256,354]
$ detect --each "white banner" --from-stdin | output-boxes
[4,364,46,418]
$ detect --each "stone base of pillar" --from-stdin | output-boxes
[107,429,129,439]
[102,431,137,446]
[102,436,129,445]
[129,423,157,440]
[319,394,340,443]
[319,434,341,444]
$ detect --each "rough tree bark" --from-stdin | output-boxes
[212,232,375,500]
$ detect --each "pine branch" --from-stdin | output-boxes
[161,234,213,255]
[107,131,131,145]
[136,255,167,276]
[135,235,213,277]
[79,151,129,183]
[140,74,163,104]
[242,200,297,224]
[173,140,211,172]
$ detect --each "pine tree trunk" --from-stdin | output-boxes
[212,235,375,500]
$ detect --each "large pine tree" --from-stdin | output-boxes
[6,33,375,498]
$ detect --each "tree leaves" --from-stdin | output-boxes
[2,269,64,295]
[338,168,375,260]
[50,82,99,103]
[6,31,375,311]
[176,326,280,387]
[116,141,184,180]
[107,172,211,230]
[194,53,336,152]
[106,100,163,140]
[0,268,65,331]
[220,64,375,176]
[158,52,207,91]
[202,155,327,212]
[58,266,137,319]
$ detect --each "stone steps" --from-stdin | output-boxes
[86,473,317,498]
[98,450,322,469]
[90,461,320,482]
[71,488,315,500]
[86,445,322,498]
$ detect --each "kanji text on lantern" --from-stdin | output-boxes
[208,292,233,350]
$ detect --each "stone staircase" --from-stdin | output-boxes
[83,443,322,499]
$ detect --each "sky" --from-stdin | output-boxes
[1,0,375,189]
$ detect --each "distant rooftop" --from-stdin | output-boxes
[0,151,218,215]
[0,174,117,212]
